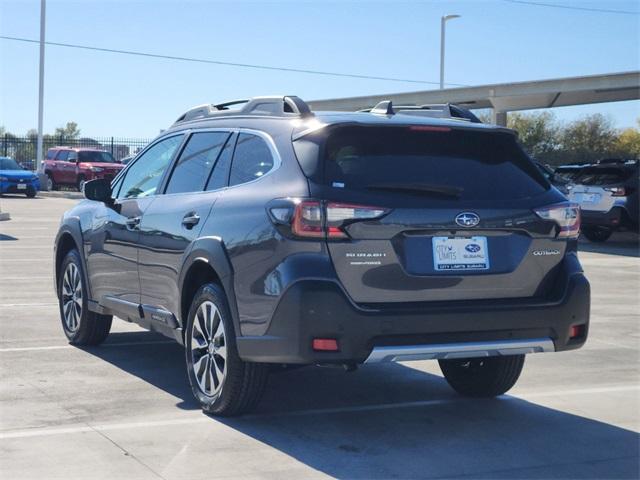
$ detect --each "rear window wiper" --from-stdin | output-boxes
[364,182,463,198]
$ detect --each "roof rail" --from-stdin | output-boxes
[173,95,313,125]
[360,101,482,123]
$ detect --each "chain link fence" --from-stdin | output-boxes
[1,135,152,170]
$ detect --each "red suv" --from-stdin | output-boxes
[43,147,125,191]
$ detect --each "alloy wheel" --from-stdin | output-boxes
[191,301,227,397]
[61,263,82,332]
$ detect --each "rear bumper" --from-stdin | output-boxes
[0,179,39,193]
[581,207,623,228]
[236,256,590,364]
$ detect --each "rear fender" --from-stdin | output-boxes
[178,236,239,333]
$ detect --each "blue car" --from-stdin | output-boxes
[0,157,40,197]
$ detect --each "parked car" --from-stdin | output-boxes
[119,155,135,165]
[0,156,40,197]
[43,147,124,191]
[54,96,590,416]
[18,159,36,171]
[534,161,571,195]
[566,159,639,242]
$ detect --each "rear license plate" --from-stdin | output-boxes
[16,184,27,190]
[577,193,600,204]
[433,236,490,271]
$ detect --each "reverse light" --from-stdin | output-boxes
[534,202,581,239]
[292,200,324,238]
[604,186,626,197]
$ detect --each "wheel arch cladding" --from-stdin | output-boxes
[55,232,79,288]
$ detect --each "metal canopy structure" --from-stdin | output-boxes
[308,71,640,125]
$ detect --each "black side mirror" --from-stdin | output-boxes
[84,178,112,203]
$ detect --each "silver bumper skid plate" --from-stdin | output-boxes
[364,338,555,364]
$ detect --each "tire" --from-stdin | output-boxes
[185,283,268,416]
[582,226,612,243]
[439,355,525,397]
[25,187,36,198]
[45,173,57,191]
[58,249,112,345]
[77,176,86,193]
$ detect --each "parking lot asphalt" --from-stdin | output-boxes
[0,195,638,480]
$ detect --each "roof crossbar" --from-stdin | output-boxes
[173,95,313,125]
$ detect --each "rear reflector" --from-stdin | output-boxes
[312,338,339,351]
[534,202,581,239]
[569,325,585,339]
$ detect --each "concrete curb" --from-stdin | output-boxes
[37,191,84,200]
[0,212,10,221]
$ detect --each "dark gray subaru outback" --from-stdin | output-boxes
[54,96,590,416]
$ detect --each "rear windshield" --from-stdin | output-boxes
[78,151,117,163]
[294,126,548,201]
[572,167,633,186]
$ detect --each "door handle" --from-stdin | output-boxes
[125,216,141,229]
[182,213,200,229]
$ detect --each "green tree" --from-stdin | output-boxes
[54,122,81,142]
[507,112,560,162]
[559,114,617,163]
[613,119,640,159]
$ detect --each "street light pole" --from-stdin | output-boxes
[36,0,46,173]
[439,14,460,90]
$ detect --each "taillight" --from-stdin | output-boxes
[291,200,324,238]
[270,199,390,240]
[534,202,581,239]
[325,203,389,239]
[604,186,626,197]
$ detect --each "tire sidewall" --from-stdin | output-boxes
[58,249,89,343]
[185,283,239,412]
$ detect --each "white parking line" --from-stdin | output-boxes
[1,384,638,440]
[0,340,175,352]
[0,302,56,307]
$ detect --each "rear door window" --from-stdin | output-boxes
[165,131,230,194]
[229,133,274,187]
[295,126,548,201]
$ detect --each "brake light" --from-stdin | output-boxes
[604,186,626,197]
[534,202,581,239]
[409,126,451,132]
[275,199,390,240]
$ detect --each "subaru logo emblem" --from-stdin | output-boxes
[465,243,481,253]
[455,212,480,227]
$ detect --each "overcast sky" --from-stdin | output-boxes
[1,0,639,139]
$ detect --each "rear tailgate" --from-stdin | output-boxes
[295,124,568,304]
